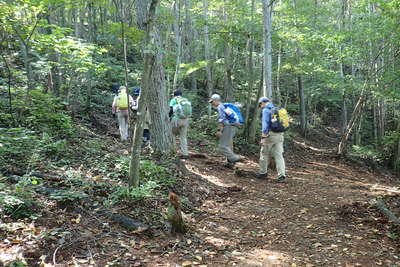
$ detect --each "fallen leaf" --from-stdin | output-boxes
[182,261,193,266]
[300,208,308,214]
[313,242,322,247]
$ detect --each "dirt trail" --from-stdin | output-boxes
[2,133,399,267]
[161,141,400,266]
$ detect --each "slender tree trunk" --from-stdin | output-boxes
[135,0,174,153]
[248,65,264,144]
[244,33,254,127]
[1,54,13,118]
[184,0,197,91]
[275,41,282,106]
[203,0,212,118]
[262,0,273,99]
[223,0,234,102]
[337,86,368,156]
[129,0,159,187]
[172,0,182,91]
[394,117,400,172]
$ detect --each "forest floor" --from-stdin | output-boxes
[1,123,400,267]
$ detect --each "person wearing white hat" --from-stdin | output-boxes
[256,97,286,182]
[209,93,241,166]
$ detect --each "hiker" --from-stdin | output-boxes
[130,87,151,145]
[131,88,141,112]
[169,89,191,159]
[256,97,287,182]
[112,86,134,141]
[111,83,120,95]
[209,93,242,166]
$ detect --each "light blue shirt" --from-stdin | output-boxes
[217,104,227,124]
[261,103,275,134]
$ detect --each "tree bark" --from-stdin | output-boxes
[223,0,234,102]
[129,0,159,187]
[394,118,400,172]
[262,0,273,99]
[203,0,213,118]
[337,86,368,156]
[247,64,264,144]
[136,0,174,153]
[172,0,183,91]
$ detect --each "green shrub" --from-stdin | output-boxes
[0,128,38,172]
[0,176,39,219]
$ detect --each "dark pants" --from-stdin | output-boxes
[143,129,150,142]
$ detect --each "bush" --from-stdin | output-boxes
[108,159,175,203]
[0,176,39,219]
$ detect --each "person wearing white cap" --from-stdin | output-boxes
[256,97,286,182]
[209,93,241,166]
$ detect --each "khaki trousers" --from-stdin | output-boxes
[259,132,286,177]
[117,110,129,141]
[172,118,189,156]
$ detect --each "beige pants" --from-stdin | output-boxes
[172,118,189,156]
[117,110,129,141]
[259,132,286,177]
[219,125,240,162]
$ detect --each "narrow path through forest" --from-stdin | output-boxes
[156,139,399,266]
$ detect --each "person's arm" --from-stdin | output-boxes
[169,98,175,119]
[129,95,135,107]
[216,104,226,136]
[261,108,270,137]
[112,96,117,114]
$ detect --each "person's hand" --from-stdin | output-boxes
[260,135,269,146]
[216,130,222,137]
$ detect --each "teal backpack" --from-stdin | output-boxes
[175,97,192,119]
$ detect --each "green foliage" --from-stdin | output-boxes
[5,261,27,267]
[0,176,39,219]
[108,159,175,203]
[0,128,38,171]
[110,182,159,202]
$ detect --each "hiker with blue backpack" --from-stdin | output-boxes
[209,94,243,167]
[256,97,288,182]
[112,86,134,141]
[169,89,191,159]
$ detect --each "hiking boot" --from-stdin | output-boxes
[228,157,242,164]
[276,176,287,183]
[256,172,268,179]
[224,161,235,169]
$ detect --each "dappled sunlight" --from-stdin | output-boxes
[186,163,238,188]
[238,248,292,266]
[291,139,332,153]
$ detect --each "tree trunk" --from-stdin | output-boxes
[247,65,264,144]
[129,0,159,187]
[172,0,182,91]
[394,117,400,172]
[1,54,13,118]
[275,41,282,106]
[244,34,254,126]
[203,0,213,118]
[223,0,234,102]
[136,0,174,153]
[183,0,197,91]
[297,72,306,135]
[337,87,368,156]
[262,0,273,99]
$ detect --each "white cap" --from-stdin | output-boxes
[209,94,221,103]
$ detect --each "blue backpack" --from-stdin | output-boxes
[223,103,244,125]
